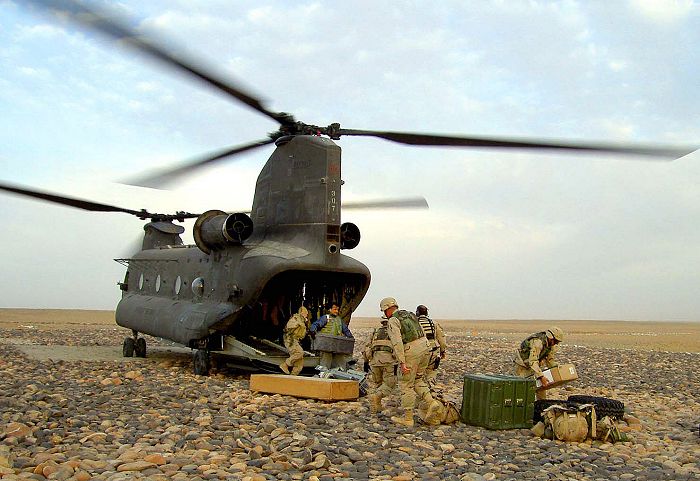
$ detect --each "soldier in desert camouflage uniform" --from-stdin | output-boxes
[364,315,398,413]
[513,326,564,400]
[415,305,447,386]
[279,306,310,376]
[380,297,440,428]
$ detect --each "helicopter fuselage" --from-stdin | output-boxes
[115,135,371,354]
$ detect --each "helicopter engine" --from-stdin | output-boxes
[193,209,254,254]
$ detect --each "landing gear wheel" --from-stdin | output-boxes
[193,349,211,376]
[567,395,625,419]
[122,337,135,357]
[134,337,147,358]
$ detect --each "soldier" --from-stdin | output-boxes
[279,306,310,376]
[380,297,440,428]
[513,326,565,400]
[310,302,354,369]
[363,315,398,413]
[415,305,447,386]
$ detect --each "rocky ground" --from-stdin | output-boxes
[1,321,699,481]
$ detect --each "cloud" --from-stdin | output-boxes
[629,0,695,23]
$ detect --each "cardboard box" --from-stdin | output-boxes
[536,363,578,389]
[249,374,359,401]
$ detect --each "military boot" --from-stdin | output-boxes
[279,362,290,374]
[290,360,303,376]
[369,393,383,413]
[391,409,414,428]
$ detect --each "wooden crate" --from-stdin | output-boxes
[249,374,359,401]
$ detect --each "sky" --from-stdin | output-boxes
[1,0,699,321]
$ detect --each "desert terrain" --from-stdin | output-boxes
[1,309,699,481]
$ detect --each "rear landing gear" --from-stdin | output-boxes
[123,330,146,358]
[193,349,211,376]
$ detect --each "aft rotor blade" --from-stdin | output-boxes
[28,0,288,125]
[338,129,696,159]
[342,197,429,210]
[0,182,146,215]
[122,138,275,188]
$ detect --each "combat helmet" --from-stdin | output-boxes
[416,305,429,316]
[546,326,564,342]
[380,297,398,311]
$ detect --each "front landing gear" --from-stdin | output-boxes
[193,349,211,376]
[122,337,135,357]
[123,330,147,358]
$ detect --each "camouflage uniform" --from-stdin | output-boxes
[513,331,559,400]
[280,307,309,376]
[417,314,447,386]
[387,310,437,418]
[363,317,397,412]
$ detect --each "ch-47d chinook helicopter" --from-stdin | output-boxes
[1,0,696,375]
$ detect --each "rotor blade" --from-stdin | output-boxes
[28,0,288,125]
[342,196,429,210]
[0,182,200,220]
[338,129,696,159]
[122,138,275,188]
[0,181,146,215]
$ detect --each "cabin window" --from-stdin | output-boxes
[192,277,204,297]
[175,276,182,295]
[155,274,162,293]
[138,273,144,290]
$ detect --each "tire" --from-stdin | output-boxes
[122,337,135,357]
[193,349,211,376]
[567,395,625,419]
[533,399,571,424]
[134,337,147,358]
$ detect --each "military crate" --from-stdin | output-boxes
[460,374,536,429]
[311,333,355,354]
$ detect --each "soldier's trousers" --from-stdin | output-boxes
[425,348,440,385]
[319,352,350,370]
[514,363,547,400]
[369,364,397,398]
[398,338,434,410]
[284,340,304,373]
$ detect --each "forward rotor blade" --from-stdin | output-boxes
[338,129,696,159]
[342,196,429,210]
[0,182,200,220]
[122,138,275,188]
[28,0,288,125]
[0,182,145,215]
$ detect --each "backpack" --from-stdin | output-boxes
[542,403,595,442]
[418,394,460,425]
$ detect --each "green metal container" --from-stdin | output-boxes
[460,374,536,429]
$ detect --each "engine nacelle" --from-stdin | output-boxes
[193,210,254,254]
[340,222,361,249]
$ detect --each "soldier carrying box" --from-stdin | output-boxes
[513,326,565,400]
